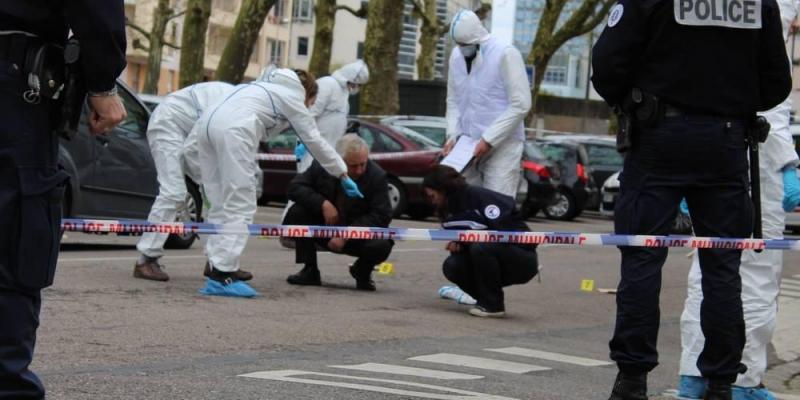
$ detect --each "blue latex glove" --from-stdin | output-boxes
[294,143,307,161]
[783,168,800,212]
[341,176,364,198]
[679,198,690,215]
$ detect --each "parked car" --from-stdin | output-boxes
[389,125,443,149]
[600,171,620,218]
[535,139,598,220]
[518,141,560,219]
[59,81,201,248]
[380,115,448,147]
[543,135,623,210]
[257,119,441,219]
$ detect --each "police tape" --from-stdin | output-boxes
[255,150,440,162]
[60,218,800,251]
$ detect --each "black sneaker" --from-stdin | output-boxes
[287,266,322,286]
[468,306,505,318]
[704,382,732,400]
[608,372,647,400]
[349,265,375,291]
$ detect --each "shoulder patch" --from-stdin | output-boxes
[484,205,501,220]
[608,3,625,27]
[674,0,762,29]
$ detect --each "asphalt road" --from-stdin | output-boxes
[36,207,800,400]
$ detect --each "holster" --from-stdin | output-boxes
[614,88,664,153]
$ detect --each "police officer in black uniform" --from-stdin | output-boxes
[0,2,127,398]
[591,0,791,398]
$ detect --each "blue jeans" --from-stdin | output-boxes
[610,115,752,384]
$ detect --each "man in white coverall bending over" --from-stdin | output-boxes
[195,69,363,298]
[677,1,800,397]
[134,82,234,282]
[442,9,532,198]
[296,59,370,172]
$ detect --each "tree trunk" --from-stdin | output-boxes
[179,0,212,88]
[142,0,173,94]
[308,0,336,77]
[416,0,441,81]
[360,0,405,115]
[216,0,278,84]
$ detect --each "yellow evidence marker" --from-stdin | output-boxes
[581,279,595,292]
[377,262,395,276]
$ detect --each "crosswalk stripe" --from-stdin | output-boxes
[330,363,483,380]
[783,278,800,286]
[780,289,800,298]
[484,347,613,367]
[408,353,550,374]
[780,282,800,291]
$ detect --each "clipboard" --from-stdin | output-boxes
[440,136,479,172]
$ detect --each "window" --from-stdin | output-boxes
[585,144,624,168]
[267,129,298,151]
[357,126,379,152]
[357,42,364,59]
[208,24,231,56]
[273,0,287,18]
[268,39,285,66]
[297,37,309,56]
[117,84,149,134]
[292,0,314,21]
[543,66,567,84]
[377,132,404,152]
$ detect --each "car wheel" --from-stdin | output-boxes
[386,177,407,218]
[164,179,202,250]
[544,189,578,221]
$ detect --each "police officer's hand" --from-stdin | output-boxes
[473,139,492,160]
[328,237,346,253]
[446,241,462,253]
[321,200,339,225]
[791,18,800,34]
[88,95,126,135]
[442,137,456,156]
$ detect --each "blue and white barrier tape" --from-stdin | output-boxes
[60,218,800,251]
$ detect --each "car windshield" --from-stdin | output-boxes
[398,124,447,146]
[585,144,624,167]
[391,126,440,149]
[524,142,547,160]
[539,143,571,162]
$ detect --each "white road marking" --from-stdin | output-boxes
[408,353,550,374]
[783,278,800,286]
[239,370,517,400]
[484,347,613,367]
[780,281,800,290]
[330,363,483,380]
[58,255,205,263]
[779,289,800,298]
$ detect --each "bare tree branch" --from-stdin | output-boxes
[578,0,615,33]
[164,41,181,50]
[132,38,150,52]
[168,9,187,20]
[474,2,492,20]
[125,18,152,42]
[336,4,367,18]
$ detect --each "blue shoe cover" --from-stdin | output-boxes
[199,278,259,298]
[677,375,706,399]
[732,386,776,400]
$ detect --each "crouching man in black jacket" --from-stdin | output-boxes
[285,134,394,291]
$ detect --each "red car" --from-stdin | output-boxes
[258,119,440,219]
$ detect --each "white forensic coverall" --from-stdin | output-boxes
[196,69,346,272]
[679,0,800,387]
[445,9,532,198]
[299,60,370,172]
[136,82,234,259]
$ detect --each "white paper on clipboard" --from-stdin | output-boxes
[440,136,479,172]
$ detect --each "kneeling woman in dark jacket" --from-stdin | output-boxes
[423,165,539,318]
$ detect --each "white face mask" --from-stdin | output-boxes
[460,44,478,58]
[348,84,360,96]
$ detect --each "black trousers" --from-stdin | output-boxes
[442,243,539,312]
[0,54,66,399]
[611,115,752,383]
[284,202,394,279]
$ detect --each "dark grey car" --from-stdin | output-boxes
[58,81,201,248]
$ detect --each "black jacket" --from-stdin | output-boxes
[592,0,790,117]
[0,0,127,92]
[442,185,529,233]
[288,160,392,228]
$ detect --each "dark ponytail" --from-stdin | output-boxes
[423,165,467,195]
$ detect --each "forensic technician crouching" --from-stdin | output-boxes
[423,165,539,318]
[285,134,394,291]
